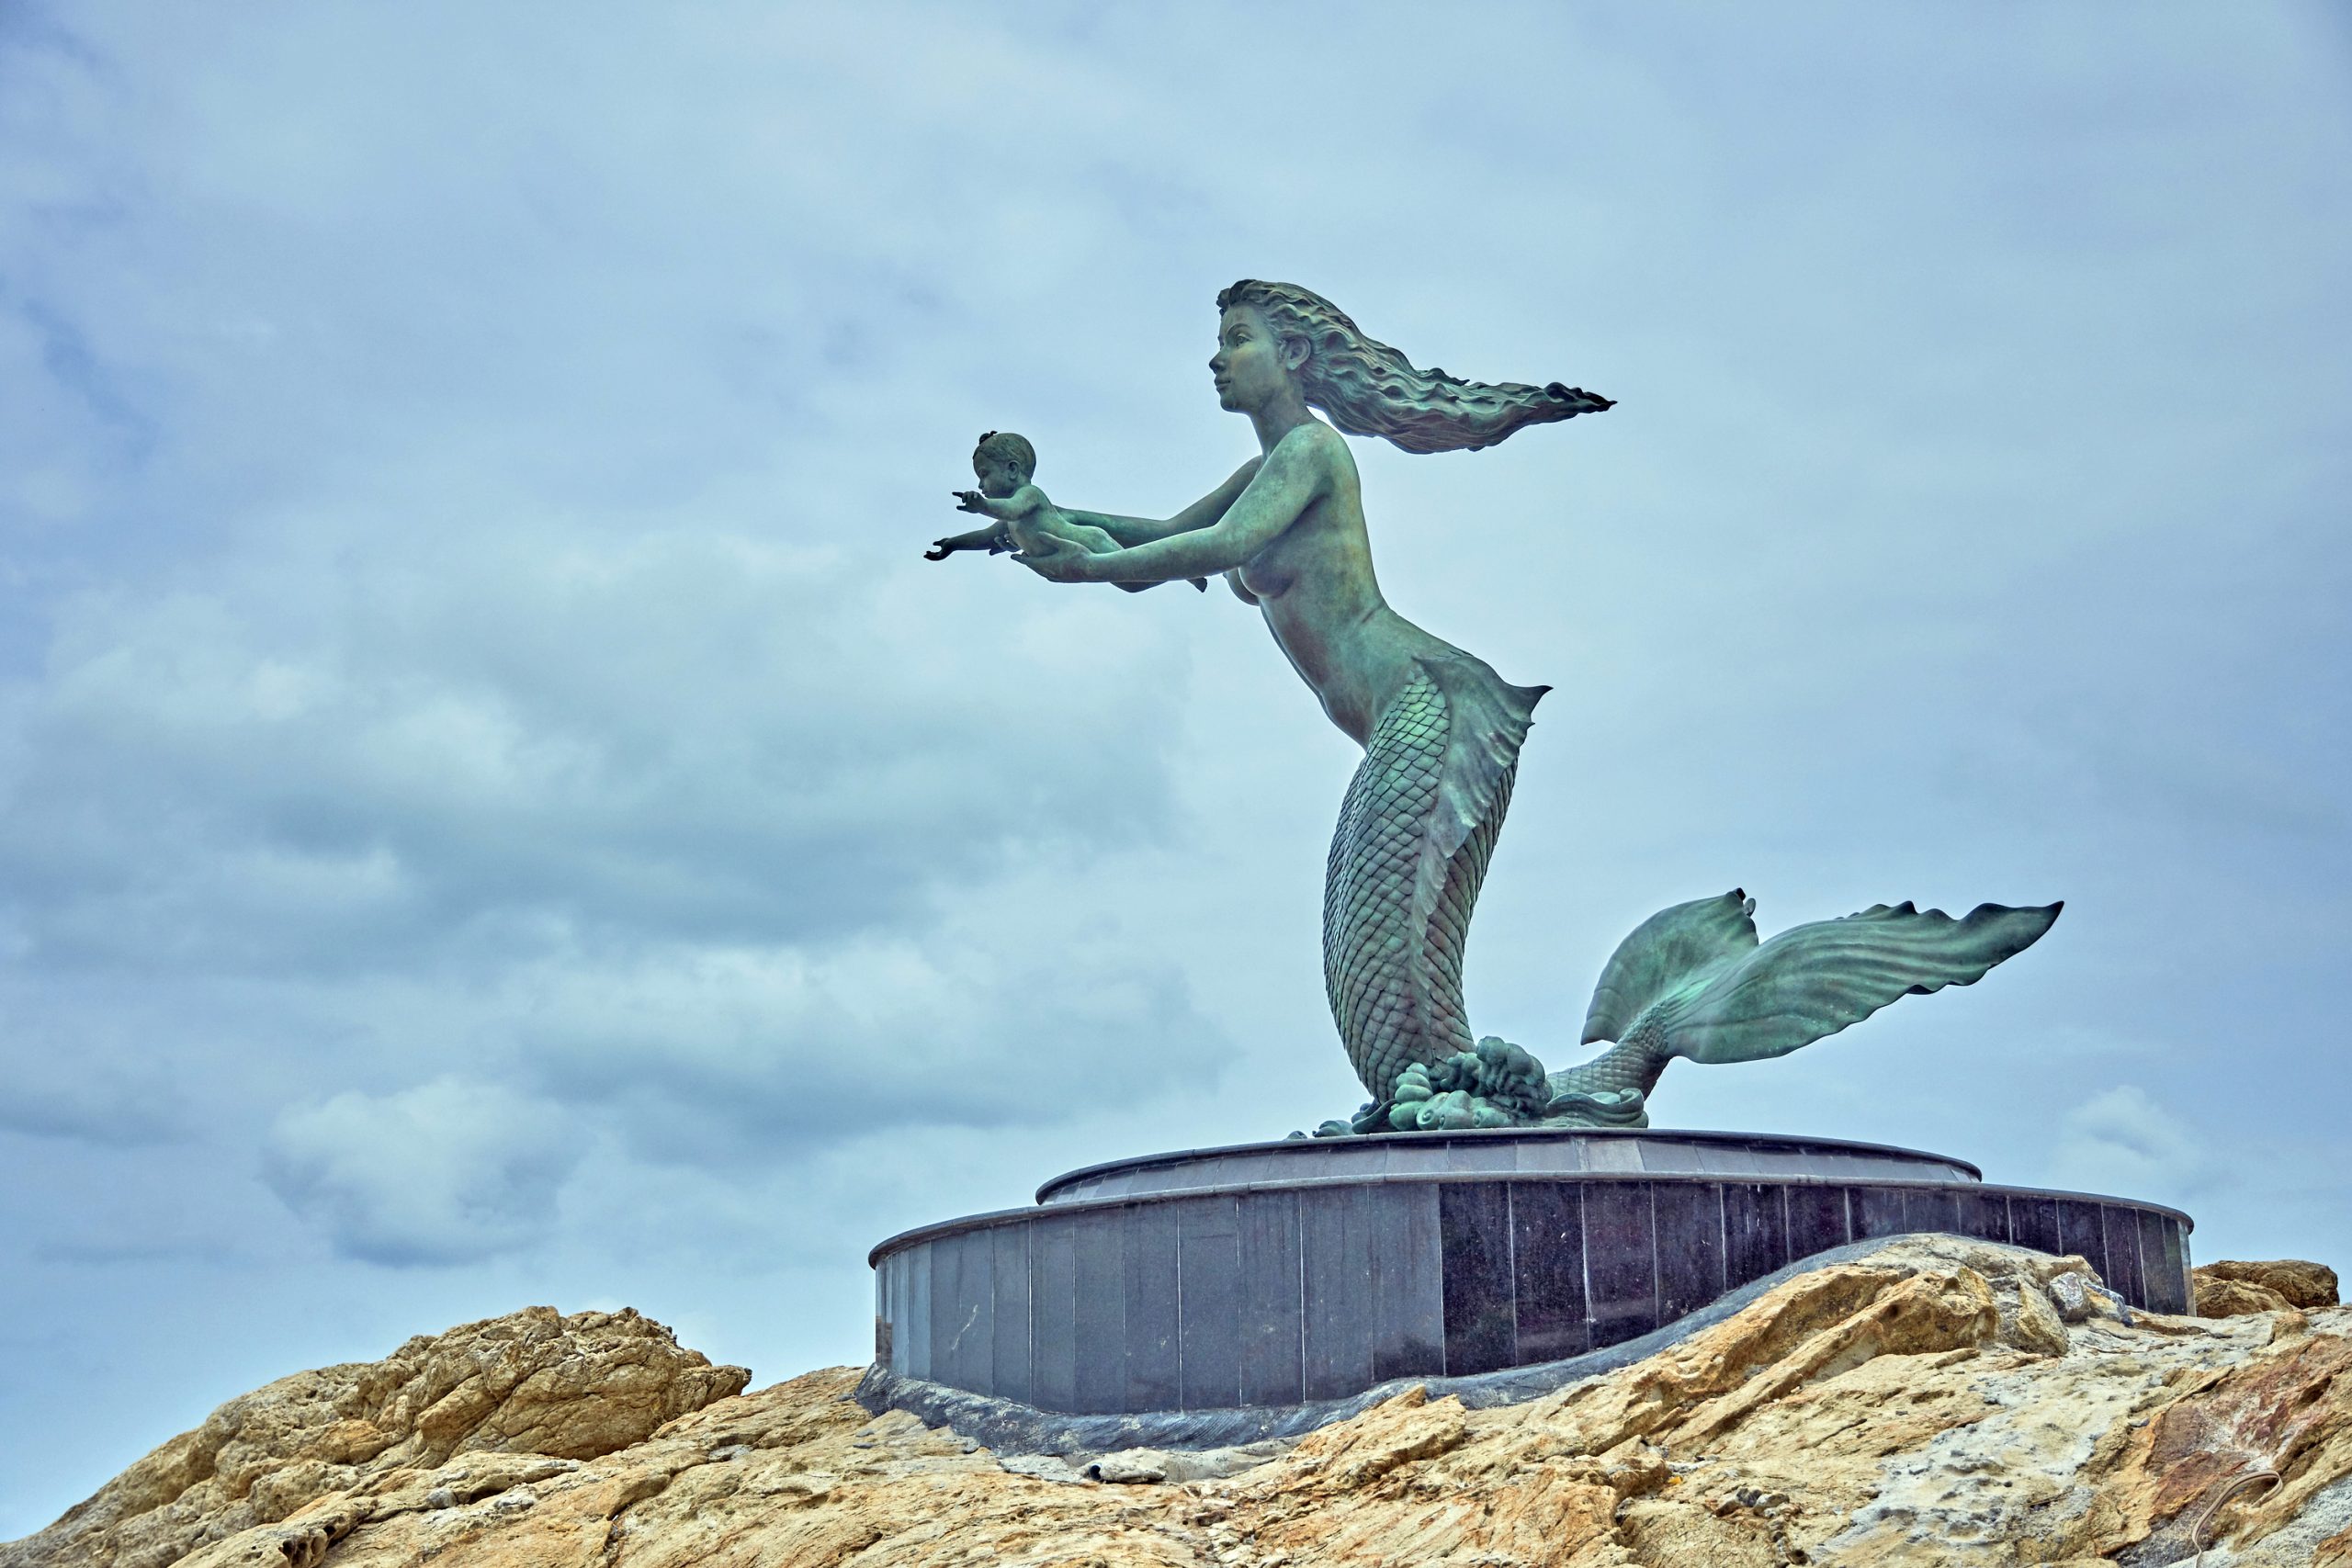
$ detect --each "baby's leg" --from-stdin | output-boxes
[1057,521,1122,553]
[1024,512,1120,555]
[1023,508,1209,594]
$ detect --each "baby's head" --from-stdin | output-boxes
[972,430,1036,500]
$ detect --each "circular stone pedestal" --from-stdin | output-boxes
[866,1128,2191,1419]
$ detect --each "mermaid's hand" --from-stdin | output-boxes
[1016,530,1101,583]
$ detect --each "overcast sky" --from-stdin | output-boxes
[4,0,2348,1538]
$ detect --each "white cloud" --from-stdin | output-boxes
[1,522,1190,976]
[2051,1086,2213,1206]
[2,0,2350,1541]
[0,1053,187,1148]
[263,1079,582,1266]
[507,930,1232,1161]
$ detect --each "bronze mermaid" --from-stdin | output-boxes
[976,280,2056,1133]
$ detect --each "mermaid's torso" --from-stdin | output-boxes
[1235,424,1429,746]
[1227,424,1551,1099]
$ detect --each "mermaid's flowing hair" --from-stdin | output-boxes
[1215,280,1612,455]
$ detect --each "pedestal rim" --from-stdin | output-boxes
[870,1168,2192,1268]
[1034,1125,1984,1206]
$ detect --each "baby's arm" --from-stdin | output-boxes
[924,522,1012,560]
[952,484,1046,523]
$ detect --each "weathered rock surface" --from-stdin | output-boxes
[2198,1258,2342,1315]
[0,1306,749,1568]
[8,1243,2350,1567]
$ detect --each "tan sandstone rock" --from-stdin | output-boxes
[2199,1258,2343,1314]
[2200,1276,2301,1317]
[0,1306,749,1568]
[8,1246,2352,1567]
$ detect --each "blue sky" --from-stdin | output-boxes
[3,1,2348,1538]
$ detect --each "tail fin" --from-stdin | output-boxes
[1581,890,1760,1046]
[1585,893,2062,1066]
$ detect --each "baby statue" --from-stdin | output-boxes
[927,431,1204,591]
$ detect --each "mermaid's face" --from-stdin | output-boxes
[1210,304,1303,413]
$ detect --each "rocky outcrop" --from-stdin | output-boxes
[0,1307,749,1568]
[7,1243,2349,1567]
[2198,1258,2343,1317]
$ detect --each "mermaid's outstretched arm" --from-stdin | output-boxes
[1025,429,1326,585]
[1054,457,1265,547]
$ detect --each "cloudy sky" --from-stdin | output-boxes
[3,0,2347,1535]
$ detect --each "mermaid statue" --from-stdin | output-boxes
[952,280,2059,1135]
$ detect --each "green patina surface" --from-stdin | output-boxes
[934,280,2059,1135]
